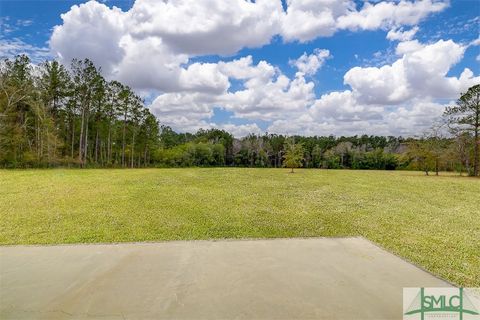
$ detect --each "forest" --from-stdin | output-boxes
[1,55,479,176]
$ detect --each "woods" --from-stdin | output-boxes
[1,55,479,176]
[0,55,159,168]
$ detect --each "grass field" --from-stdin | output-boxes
[0,168,479,286]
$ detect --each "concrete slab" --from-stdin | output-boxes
[0,238,450,319]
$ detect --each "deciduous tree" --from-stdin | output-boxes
[283,138,304,173]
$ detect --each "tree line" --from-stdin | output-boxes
[155,128,402,170]
[1,55,159,168]
[1,55,479,176]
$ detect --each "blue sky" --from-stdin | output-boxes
[1,0,479,137]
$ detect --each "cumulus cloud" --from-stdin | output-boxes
[149,92,216,132]
[46,0,478,137]
[267,92,449,137]
[148,89,264,136]
[50,0,284,62]
[310,90,384,123]
[266,37,478,136]
[395,39,424,55]
[290,48,330,76]
[386,26,419,41]
[114,35,189,91]
[50,1,125,74]
[215,57,316,120]
[215,123,263,138]
[127,0,283,56]
[50,0,450,90]
[149,56,315,132]
[344,39,479,105]
[282,0,447,42]
[336,0,446,32]
[150,38,477,136]
[220,73,315,120]
[49,0,283,70]
[217,56,276,81]
[281,0,354,41]
[345,60,410,105]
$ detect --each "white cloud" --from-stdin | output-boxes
[16,19,34,27]
[150,38,477,137]
[0,38,51,63]
[267,38,478,137]
[345,60,410,105]
[470,37,480,47]
[267,92,449,137]
[386,26,419,41]
[50,1,125,74]
[402,40,479,100]
[178,63,230,94]
[149,89,264,136]
[127,0,283,56]
[220,72,315,120]
[281,0,354,41]
[45,0,478,137]
[149,56,316,132]
[345,39,479,105]
[290,48,330,76]
[383,100,446,135]
[49,0,450,91]
[282,0,447,42]
[310,90,382,122]
[114,35,189,91]
[217,56,276,81]
[395,39,424,55]
[336,0,447,31]
[149,92,216,132]
[215,123,263,138]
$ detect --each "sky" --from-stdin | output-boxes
[1,0,479,137]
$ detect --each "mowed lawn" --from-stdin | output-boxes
[0,168,479,286]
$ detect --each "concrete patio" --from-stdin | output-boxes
[0,237,450,319]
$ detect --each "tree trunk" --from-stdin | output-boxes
[122,109,127,168]
[79,107,85,166]
[474,91,480,176]
[144,147,148,167]
[95,129,99,164]
[71,119,75,160]
[83,114,89,165]
[107,123,111,164]
[131,131,135,168]
[474,120,479,177]
[35,114,39,163]
[47,126,50,165]
[99,140,104,166]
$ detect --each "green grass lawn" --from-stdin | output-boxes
[0,168,479,286]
